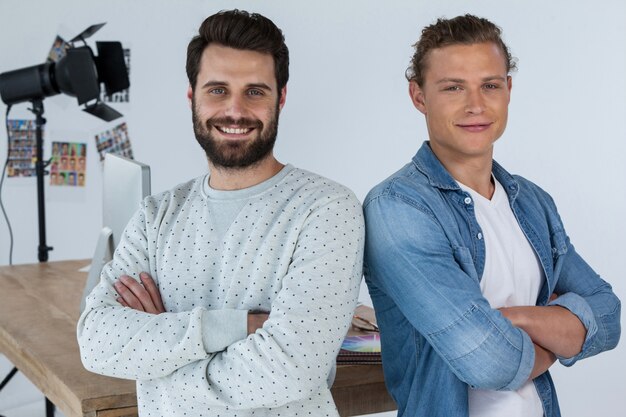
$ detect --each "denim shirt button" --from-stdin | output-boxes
[477,232,483,240]
[464,197,472,204]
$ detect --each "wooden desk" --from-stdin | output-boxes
[0,260,395,417]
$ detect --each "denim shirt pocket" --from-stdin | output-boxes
[453,245,479,283]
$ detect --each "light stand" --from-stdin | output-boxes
[31,99,53,262]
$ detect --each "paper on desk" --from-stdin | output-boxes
[341,334,381,353]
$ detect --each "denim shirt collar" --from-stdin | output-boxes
[411,141,520,203]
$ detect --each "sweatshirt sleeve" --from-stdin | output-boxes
[77,203,248,380]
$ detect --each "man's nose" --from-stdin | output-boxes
[224,95,247,119]
[464,90,485,114]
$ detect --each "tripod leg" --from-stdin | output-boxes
[0,367,18,390]
[46,397,55,417]
[0,368,56,417]
[0,367,18,417]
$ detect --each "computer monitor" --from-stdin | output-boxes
[80,153,151,312]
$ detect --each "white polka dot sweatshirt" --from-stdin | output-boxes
[77,165,364,416]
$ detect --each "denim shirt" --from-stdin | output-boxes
[363,142,621,417]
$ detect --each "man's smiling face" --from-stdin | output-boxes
[409,42,512,164]
[189,44,286,169]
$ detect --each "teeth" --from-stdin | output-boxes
[219,126,251,134]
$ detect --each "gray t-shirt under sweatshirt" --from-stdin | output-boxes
[77,165,364,416]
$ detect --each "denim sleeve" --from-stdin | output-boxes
[549,238,621,366]
[364,194,535,391]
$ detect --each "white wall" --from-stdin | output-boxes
[0,0,624,416]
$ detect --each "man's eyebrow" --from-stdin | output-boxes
[481,75,507,82]
[436,78,465,84]
[247,82,273,91]
[200,81,273,91]
[201,80,227,89]
[436,75,507,84]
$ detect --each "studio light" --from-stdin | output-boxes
[0,23,129,122]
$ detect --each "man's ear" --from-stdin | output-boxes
[409,80,427,115]
[278,86,287,111]
[186,85,193,108]
[506,75,512,103]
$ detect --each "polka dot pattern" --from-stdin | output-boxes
[77,166,364,416]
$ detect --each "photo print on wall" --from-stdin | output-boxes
[47,35,69,62]
[50,141,87,187]
[6,119,37,178]
[94,122,133,161]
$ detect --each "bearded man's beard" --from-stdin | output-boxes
[192,99,280,169]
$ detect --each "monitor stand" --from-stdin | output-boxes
[80,227,113,313]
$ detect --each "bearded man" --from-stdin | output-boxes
[78,10,364,417]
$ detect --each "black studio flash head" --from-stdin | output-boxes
[0,23,129,121]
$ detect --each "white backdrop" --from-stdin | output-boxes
[0,1,624,416]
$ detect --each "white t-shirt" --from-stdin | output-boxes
[458,178,545,417]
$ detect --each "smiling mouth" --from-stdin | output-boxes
[215,126,254,135]
[457,123,492,132]
[206,116,262,137]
